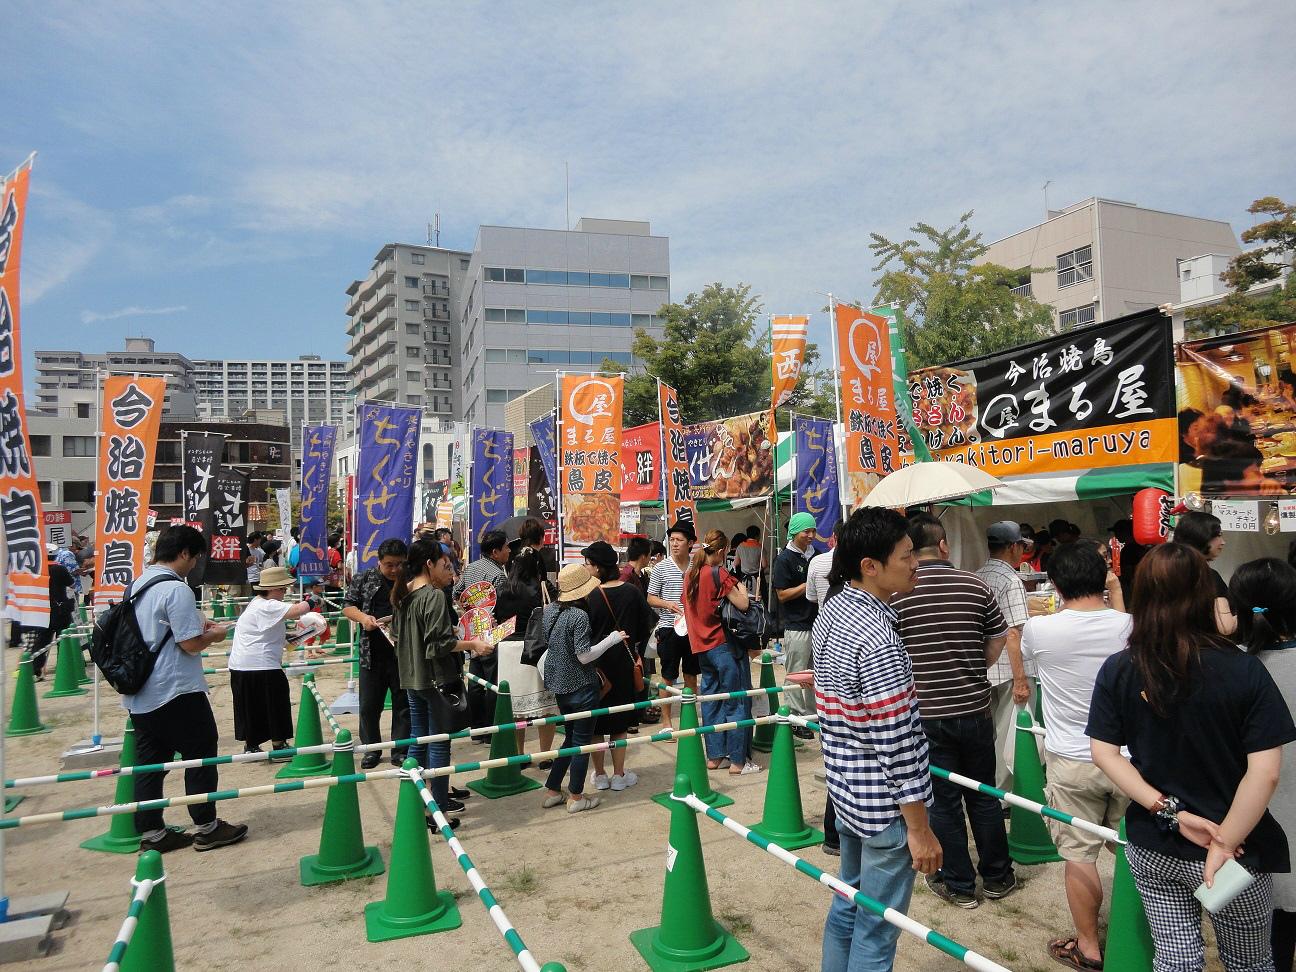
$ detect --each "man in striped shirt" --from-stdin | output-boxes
[647,520,699,728]
[813,508,941,972]
[892,514,1016,910]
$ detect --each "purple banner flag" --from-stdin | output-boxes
[794,415,841,553]
[356,403,420,571]
[297,424,337,578]
[470,428,514,560]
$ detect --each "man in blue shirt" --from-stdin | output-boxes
[126,525,249,853]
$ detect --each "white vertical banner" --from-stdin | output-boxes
[276,487,292,541]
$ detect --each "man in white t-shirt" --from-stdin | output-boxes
[1020,539,1131,970]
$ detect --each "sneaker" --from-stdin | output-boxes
[141,829,195,854]
[428,816,460,832]
[441,797,466,813]
[360,753,381,770]
[924,873,979,909]
[537,759,554,770]
[823,844,841,858]
[982,874,1019,900]
[610,771,638,791]
[593,774,611,791]
[450,786,471,800]
[193,819,249,852]
[242,745,264,755]
[267,742,291,763]
[390,753,408,767]
[791,726,816,740]
[729,761,764,776]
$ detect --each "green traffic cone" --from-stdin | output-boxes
[44,636,88,698]
[467,680,541,799]
[72,633,92,684]
[300,729,385,886]
[4,794,23,812]
[1033,677,1045,729]
[384,687,393,712]
[364,758,462,942]
[332,617,352,656]
[751,707,823,850]
[1106,819,1154,972]
[78,603,90,625]
[750,652,777,754]
[631,772,750,972]
[82,720,146,853]
[652,690,733,811]
[119,850,175,972]
[1007,709,1061,864]
[276,675,330,779]
[6,652,51,736]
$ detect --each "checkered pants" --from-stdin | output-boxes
[1126,842,1275,972]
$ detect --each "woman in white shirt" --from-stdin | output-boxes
[228,566,322,756]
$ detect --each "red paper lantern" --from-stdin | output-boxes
[1133,488,1173,546]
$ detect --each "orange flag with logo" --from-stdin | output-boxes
[559,374,624,554]
[835,303,898,508]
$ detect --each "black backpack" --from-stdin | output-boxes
[712,566,769,652]
[90,575,185,694]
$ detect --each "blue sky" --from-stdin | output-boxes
[7,1,1295,384]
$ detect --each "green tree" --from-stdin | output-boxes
[1187,196,1296,340]
[612,282,822,425]
[869,212,1055,369]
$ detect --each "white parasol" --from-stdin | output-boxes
[858,461,1003,508]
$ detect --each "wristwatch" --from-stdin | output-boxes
[1150,793,1181,832]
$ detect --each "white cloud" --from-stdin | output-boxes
[80,304,187,324]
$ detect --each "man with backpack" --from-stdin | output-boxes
[121,525,249,853]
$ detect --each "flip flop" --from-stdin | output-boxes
[1048,937,1103,971]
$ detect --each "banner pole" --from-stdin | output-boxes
[768,315,783,565]
[554,375,565,564]
[656,379,667,532]
[826,296,849,522]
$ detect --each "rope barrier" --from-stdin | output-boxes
[783,715,1123,844]
[304,677,343,738]
[464,670,501,694]
[1016,723,1047,738]
[407,769,546,972]
[202,653,354,676]
[649,679,683,695]
[101,873,162,972]
[677,793,1009,972]
[6,686,786,789]
[0,716,779,830]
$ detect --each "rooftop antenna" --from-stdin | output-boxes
[427,214,440,247]
[1043,180,1053,219]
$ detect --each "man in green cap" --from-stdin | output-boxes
[773,510,820,735]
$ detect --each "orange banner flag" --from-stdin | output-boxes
[835,303,899,508]
[771,314,810,409]
[559,374,624,554]
[657,380,696,529]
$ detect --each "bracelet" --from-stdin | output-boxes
[1152,794,1181,832]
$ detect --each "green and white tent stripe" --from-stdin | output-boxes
[945,462,1173,507]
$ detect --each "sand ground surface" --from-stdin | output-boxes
[3,652,1184,972]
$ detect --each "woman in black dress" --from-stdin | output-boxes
[582,541,655,792]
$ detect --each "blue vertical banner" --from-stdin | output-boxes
[528,412,557,495]
[356,403,420,571]
[794,415,841,553]
[470,428,514,560]
[297,424,337,578]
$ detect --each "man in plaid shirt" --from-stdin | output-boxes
[813,508,941,972]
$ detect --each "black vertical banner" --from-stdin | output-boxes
[205,468,249,585]
[181,431,226,586]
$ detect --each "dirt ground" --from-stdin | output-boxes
[5,654,1130,972]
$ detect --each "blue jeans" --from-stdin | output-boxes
[698,643,752,765]
[822,818,915,972]
[406,689,451,805]
[545,684,600,796]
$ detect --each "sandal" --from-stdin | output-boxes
[542,792,566,809]
[729,761,764,776]
[1048,937,1103,971]
[641,706,662,725]
[706,758,731,770]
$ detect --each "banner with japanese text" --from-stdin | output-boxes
[93,376,165,607]
[356,403,420,570]
[275,487,292,543]
[1176,321,1296,498]
[297,424,336,578]
[529,412,558,497]
[794,415,840,553]
[683,410,777,501]
[0,162,50,625]
[772,315,810,409]
[421,479,448,524]
[182,431,225,524]
[204,468,249,585]
[657,381,695,527]
[835,303,898,508]
[528,445,558,529]
[512,447,530,515]
[909,310,1175,478]
[620,422,661,503]
[470,428,514,559]
[560,375,623,551]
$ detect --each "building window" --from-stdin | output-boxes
[64,481,96,504]
[405,276,420,288]
[405,299,421,311]
[1056,246,1093,289]
[411,252,425,265]
[62,435,96,458]
[405,323,420,336]
[405,346,422,359]
[486,389,527,404]
[77,403,91,418]
[406,394,422,405]
[1058,304,1097,329]
[29,435,50,457]
[37,481,51,503]
[485,348,527,364]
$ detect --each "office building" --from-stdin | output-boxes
[345,243,470,414]
[460,218,669,427]
[34,337,199,417]
[979,197,1240,329]
[150,416,293,524]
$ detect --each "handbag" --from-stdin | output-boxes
[712,566,769,652]
[598,587,645,694]
[431,677,470,733]
[520,582,554,667]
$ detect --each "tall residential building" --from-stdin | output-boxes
[459,218,669,427]
[34,337,199,417]
[191,355,351,461]
[978,197,1240,329]
[345,243,470,415]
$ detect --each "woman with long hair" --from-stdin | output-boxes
[539,564,626,814]
[1088,543,1295,971]
[391,539,494,830]
[1172,510,1237,635]
[582,541,656,792]
[1230,558,1296,970]
[683,529,762,776]
[495,544,559,765]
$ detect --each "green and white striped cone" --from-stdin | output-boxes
[332,617,352,656]
[749,652,777,754]
[651,690,733,811]
[73,633,92,684]
[299,729,385,886]
[750,707,822,850]
[467,681,541,799]
[82,719,147,854]
[1106,818,1155,972]
[630,772,750,972]
[1007,708,1061,864]
[118,850,176,972]
[275,675,331,779]
[44,635,89,698]
[6,651,51,737]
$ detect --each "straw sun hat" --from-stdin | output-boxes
[557,564,600,602]
[254,566,295,591]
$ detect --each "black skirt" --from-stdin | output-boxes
[230,669,294,746]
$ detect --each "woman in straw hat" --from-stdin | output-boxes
[228,565,324,757]
[539,564,628,814]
